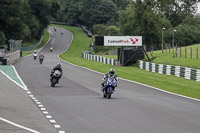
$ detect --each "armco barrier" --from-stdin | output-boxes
[138,60,200,82]
[82,53,117,66]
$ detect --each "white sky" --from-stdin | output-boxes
[197,3,200,13]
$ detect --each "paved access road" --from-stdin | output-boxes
[14,27,200,133]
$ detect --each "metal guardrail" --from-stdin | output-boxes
[138,60,200,81]
[21,36,43,51]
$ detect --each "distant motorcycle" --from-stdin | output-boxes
[33,53,37,60]
[50,46,53,52]
[39,57,44,64]
[51,70,61,87]
[54,27,56,32]
[61,30,63,35]
[102,76,116,99]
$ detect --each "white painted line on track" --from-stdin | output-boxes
[46,115,52,119]
[34,99,39,102]
[57,30,200,102]
[59,131,65,133]
[40,108,46,111]
[0,70,27,91]
[32,97,36,100]
[36,102,41,104]
[49,120,56,123]
[43,111,49,114]
[12,65,28,90]
[29,95,34,97]
[0,117,41,133]
[54,125,61,128]
[38,105,44,107]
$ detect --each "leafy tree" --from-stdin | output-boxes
[80,0,117,28]
[106,25,120,35]
[0,31,6,46]
[92,24,108,35]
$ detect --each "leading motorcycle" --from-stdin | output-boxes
[51,70,61,87]
[102,76,116,99]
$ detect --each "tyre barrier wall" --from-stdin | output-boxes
[138,60,200,81]
[82,53,117,66]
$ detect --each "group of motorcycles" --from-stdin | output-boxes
[34,27,117,97]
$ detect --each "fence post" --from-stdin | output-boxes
[197,47,198,60]
[180,47,181,58]
[191,47,192,59]
[185,47,187,58]
[176,44,178,58]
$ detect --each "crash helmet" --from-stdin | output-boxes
[109,68,115,76]
[57,63,61,68]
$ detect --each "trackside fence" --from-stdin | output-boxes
[138,60,200,81]
[82,53,117,66]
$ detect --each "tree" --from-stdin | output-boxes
[80,0,117,28]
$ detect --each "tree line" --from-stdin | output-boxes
[0,0,60,46]
[1,0,200,49]
[56,0,200,49]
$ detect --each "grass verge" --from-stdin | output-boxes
[147,44,200,69]
[22,30,49,56]
[51,24,200,100]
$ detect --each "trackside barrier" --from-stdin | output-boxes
[3,50,20,65]
[82,53,117,66]
[138,60,200,82]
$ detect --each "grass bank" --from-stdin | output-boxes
[147,44,200,69]
[22,29,49,56]
[52,24,200,100]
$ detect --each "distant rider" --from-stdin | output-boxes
[50,63,63,83]
[101,68,118,91]
[39,53,44,60]
[33,51,37,60]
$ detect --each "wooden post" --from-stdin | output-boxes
[165,43,167,53]
[185,47,187,58]
[191,47,192,59]
[197,47,198,59]
[176,44,178,57]
[180,47,181,58]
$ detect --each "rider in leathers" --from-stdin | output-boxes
[50,63,63,83]
[101,68,118,91]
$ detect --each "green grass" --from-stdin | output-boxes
[22,30,49,56]
[51,24,200,99]
[147,44,200,69]
[22,39,38,47]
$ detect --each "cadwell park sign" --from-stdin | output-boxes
[104,36,142,46]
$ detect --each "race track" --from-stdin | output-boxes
[14,26,200,133]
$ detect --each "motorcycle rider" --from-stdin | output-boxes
[50,63,63,83]
[101,68,118,91]
[50,45,53,52]
[39,53,44,63]
[33,51,37,60]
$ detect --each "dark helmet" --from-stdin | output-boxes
[57,63,61,68]
[109,68,115,75]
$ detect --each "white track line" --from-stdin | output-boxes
[0,70,27,91]
[0,117,41,133]
[12,65,28,90]
[57,30,200,102]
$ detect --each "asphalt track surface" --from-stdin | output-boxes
[0,72,57,133]
[14,27,200,133]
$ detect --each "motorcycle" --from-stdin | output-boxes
[39,56,44,64]
[102,76,116,99]
[51,70,61,87]
[54,27,56,32]
[33,53,37,60]
[61,30,63,35]
[50,46,53,52]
